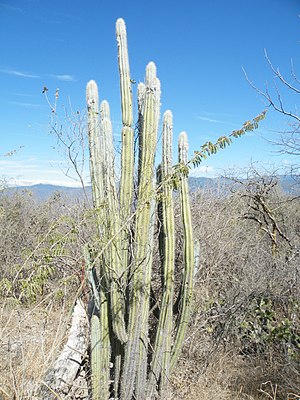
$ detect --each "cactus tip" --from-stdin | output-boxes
[86,80,99,107]
[163,110,173,121]
[178,131,189,164]
[146,61,156,74]
[116,18,126,34]
[87,79,97,88]
[100,99,110,119]
[146,62,157,85]
[86,80,98,94]
[178,131,188,147]
[137,82,146,93]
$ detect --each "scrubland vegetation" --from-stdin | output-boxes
[0,172,299,399]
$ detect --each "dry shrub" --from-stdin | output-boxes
[173,347,300,400]
[0,189,95,303]
[0,177,299,399]
[172,179,300,400]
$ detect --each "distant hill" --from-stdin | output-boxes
[2,184,92,201]
[277,175,300,195]
[2,175,299,201]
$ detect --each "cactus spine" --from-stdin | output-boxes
[86,18,194,400]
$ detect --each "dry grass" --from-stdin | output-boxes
[172,347,300,400]
[0,295,72,399]
[172,351,245,400]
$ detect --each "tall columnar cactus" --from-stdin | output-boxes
[86,18,195,400]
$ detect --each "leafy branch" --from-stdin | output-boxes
[173,110,267,178]
[191,110,267,167]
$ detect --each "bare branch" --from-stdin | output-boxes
[264,49,300,94]
[243,66,300,123]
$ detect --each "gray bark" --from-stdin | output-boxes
[35,299,89,399]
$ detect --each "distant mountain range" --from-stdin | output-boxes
[2,175,299,201]
[2,183,92,201]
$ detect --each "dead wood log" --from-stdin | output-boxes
[35,299,89,399]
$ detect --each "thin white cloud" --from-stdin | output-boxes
[48,74,76,82]
[196,110,236,124]
[203,111,233,118]
[0,68,40,78]
[7,100,47,108]
[10,92,34,97]
[1,68,76,82]
[196,116,224,124]
[0,3,23,12]
[0,160,39,175]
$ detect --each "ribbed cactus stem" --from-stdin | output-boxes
[137,82,145,113]
[116,18,134,293]
[100,100,115,191]
[100,100,128,345]
[138,62,160,181]
[137,82,145,184]
[135,82,155,398]
[121,61,160,400]
[86,83,112,399]
[84,246,110,400]
[116,19,134,209]
[90,312,102,399]
[86,80,103,212]
[116,18,133,126]
[86,19,196,400]
[135,188,156,398]
[147,110,175,398]
[178,131,189,165]
[170,131,194,372]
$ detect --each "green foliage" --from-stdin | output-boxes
[189,110,267,168]
[18,262,54,303]
[240,296,300,355]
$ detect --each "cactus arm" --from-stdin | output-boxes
[86,83,112,399]
[84,245,110,400]
[135,82,152,398]
[137,82,145,184]
[170,131,194,372]
[116,17,134,216]
[116,19,135,285]
[116,18,133,128]
[86,80,104,214]
[156,111,175,393]
[135,83,158,398]
[147,110,175,397]
[100,105,128,400]
[100,100,128,345]
[121,62,160,400]
[135,186,156,399]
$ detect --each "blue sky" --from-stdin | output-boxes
[0,0,299,186]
